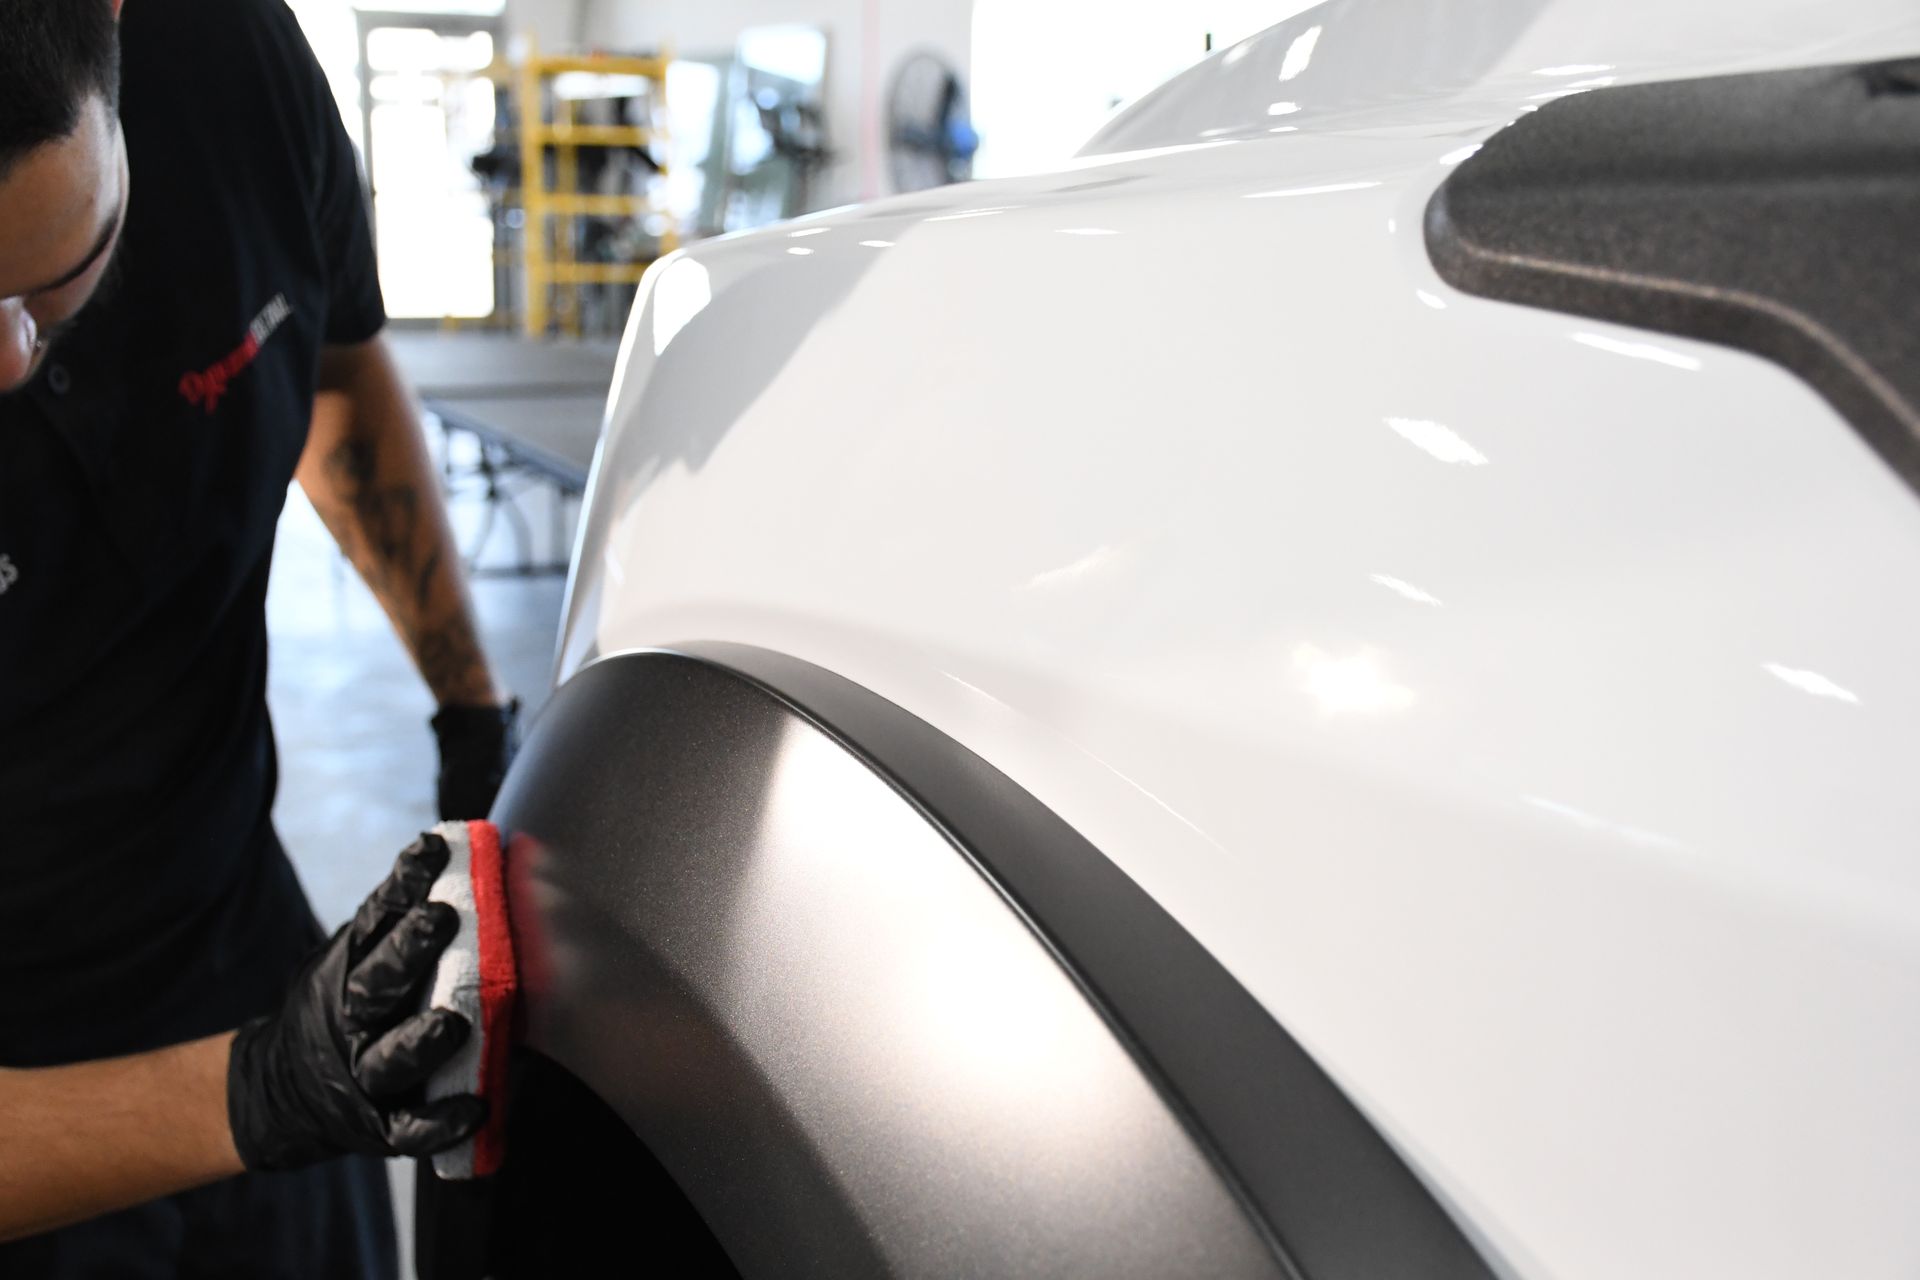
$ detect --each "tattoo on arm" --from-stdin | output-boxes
[308,435,495,707]
[415,622,492,707]
[415,547,442,614]
[321,438,422,604]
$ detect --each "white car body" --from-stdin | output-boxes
[554,3,1920,1275]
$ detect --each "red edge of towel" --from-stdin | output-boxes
[467,818,516,1177]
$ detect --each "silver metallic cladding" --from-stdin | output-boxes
[492,650,1284,1279]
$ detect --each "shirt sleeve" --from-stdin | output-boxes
[281,5,387,344]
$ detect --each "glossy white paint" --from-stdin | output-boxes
[559,4,1920,1276]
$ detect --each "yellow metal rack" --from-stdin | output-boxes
[516,50,677,336]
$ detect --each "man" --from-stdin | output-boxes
[0,0,518,1272]
[0,835,484,1244]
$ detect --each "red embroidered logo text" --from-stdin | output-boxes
[178,293,293,412]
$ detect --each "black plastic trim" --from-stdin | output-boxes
[1426,57,1920,493]
[499,645,1491,1279]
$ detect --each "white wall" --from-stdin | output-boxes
[503,0,585,52]
[576,0,973,207]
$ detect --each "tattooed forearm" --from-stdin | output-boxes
[299,338,503,709]
[313,438,424,607]
[414,547,441,614]
[414,621,494,708]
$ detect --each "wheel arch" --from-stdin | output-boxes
[483,644,1492,1279]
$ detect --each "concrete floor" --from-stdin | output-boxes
[264,424,572,1273]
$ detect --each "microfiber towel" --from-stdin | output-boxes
[422,819,517,1179]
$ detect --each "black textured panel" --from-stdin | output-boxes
[1426,58,1920,491]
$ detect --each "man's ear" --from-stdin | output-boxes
[112,0,124,17]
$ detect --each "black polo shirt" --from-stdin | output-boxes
[0,0,385,1063]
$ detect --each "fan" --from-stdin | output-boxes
[887,51,980,193]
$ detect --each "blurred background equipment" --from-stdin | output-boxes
[653,25,832,240]
[514,47,676,338]
[720,25,834,229]
[886,50,977,192]
[348,16,680,340]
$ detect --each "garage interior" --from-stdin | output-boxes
[12,0,1908,1274]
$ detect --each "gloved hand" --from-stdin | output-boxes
[227,833,486,1171]
[433,699,520,820]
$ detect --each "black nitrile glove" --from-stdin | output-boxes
[227,833,487,1171]
[433,698,520,820]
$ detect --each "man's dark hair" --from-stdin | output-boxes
[0,0,121,178]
